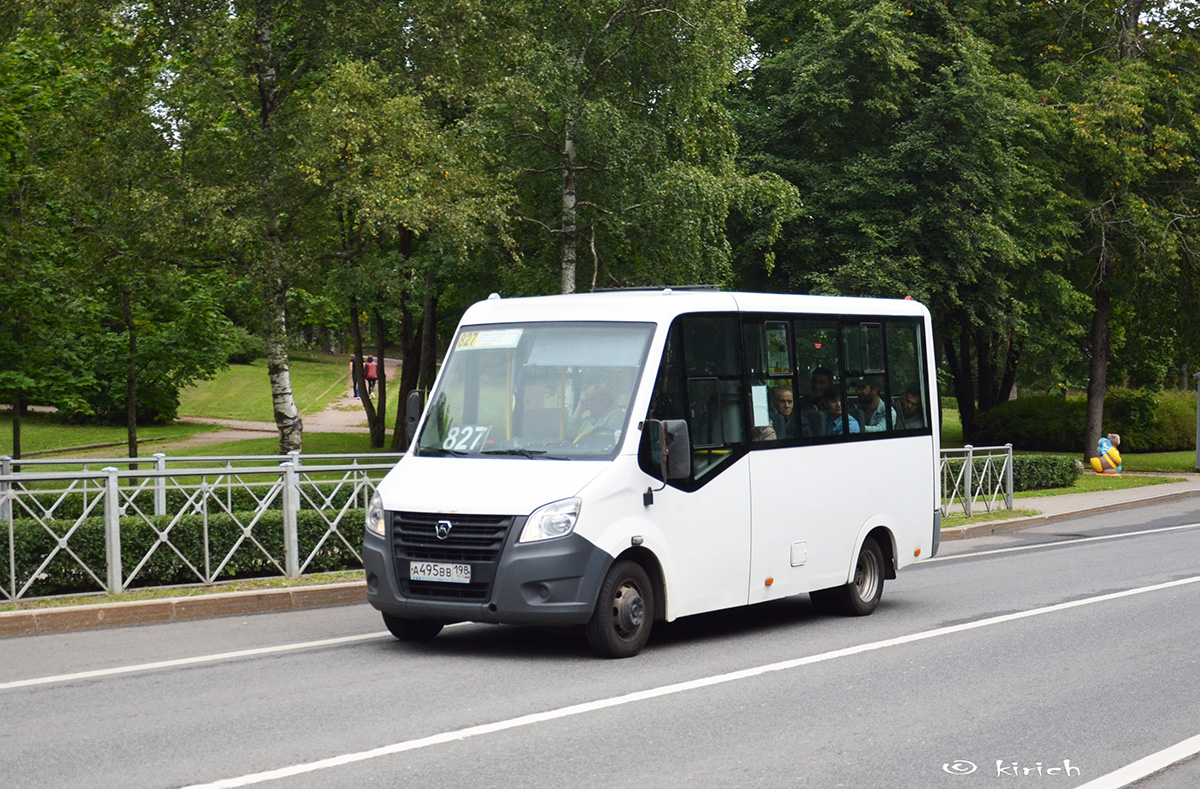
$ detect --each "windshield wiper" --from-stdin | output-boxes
[481,448,550,459]
[420,447,469,457]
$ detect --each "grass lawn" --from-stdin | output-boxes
[178,352,352,421]
[166,432,402,456]
[1014,471,1185,498]
[0,413,220,457]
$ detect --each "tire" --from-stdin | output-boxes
[585,559,654,658]
[381,613,444,641]
[810,536,885,617]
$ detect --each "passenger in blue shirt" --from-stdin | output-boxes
[822,388,860,435]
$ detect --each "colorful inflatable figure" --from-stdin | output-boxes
[1089,433,1122,474]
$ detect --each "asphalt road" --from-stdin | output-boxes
[4,499,1200,789]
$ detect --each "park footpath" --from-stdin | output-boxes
[3,474,1200,639]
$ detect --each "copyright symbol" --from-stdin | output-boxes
[943,760,977,775]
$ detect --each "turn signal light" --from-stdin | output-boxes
[765,577,774,587]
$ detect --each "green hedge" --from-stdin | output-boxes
[975,390,1197,452]
[1,509,365,598]
[947,454,1081,494]
[1012,454,1082,491]
[13,483,365,523]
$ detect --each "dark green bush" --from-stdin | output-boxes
[226,325,268,364]
[975,389,1197,452]
[1,509,365,598]
[974,396,1086,452]
[1103,389,1196,451]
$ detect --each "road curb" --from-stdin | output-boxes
[939,488,1200,541]
[0,582,366,639]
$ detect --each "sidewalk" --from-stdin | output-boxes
[4,474,1200,638]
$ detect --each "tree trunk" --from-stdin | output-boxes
[267,277,303,453]
[419,267,438,390]
[121,285,139,466]
[348,294,379,441]
[391,295,422,451]
[254,7,302,454]
[1085,280,1112,459]
[975,330,995,414]
[11,319,23,460]
[11,393,22,461]
[370,308,388,448]
[943,317,977,442]
[560,119,578,294]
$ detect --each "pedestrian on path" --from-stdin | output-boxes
[349,357,359,397]
[365,356,378,397]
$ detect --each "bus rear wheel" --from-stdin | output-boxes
[382,613,444,641]
[811,536,885,617]
[585,559,654,658]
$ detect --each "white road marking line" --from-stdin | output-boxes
[929,522,1200,562]
[1075,732,1200,789]
[183,574,1200,789]
[0,632,392,691]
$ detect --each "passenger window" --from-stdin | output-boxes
[746,319,797,445]
[887,320,930,432]
[794,319,840,440]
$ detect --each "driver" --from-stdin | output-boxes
[573,383,626,443]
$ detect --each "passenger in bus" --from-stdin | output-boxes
[856,375,897,433]
[803,367,832,408]
[822,387,860,435]
[770,386,801,439]
[897,387,926,429]
[573,383,626,443]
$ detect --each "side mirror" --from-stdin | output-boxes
[660,419,691,480]
[405,390,425,447]
[641,418,690,481]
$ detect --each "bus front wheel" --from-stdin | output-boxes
[382,613,444,641]
[586,559,654,658]
[811,536,885,617]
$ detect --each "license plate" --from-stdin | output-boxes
[410,561,471,584]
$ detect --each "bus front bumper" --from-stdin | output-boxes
[363,526,611,626]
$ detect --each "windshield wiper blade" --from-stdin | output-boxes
[481,448,549,458]
[421,447,469,457]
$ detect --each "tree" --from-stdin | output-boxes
[735,0,1078,438]
[1044,1,1200,456]
[40,1,231,456]
[1,7,101,456]
[489,0,797,294]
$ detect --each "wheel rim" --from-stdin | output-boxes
[854,548,881,602]
[611,580,645,640]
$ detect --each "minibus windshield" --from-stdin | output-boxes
[415,322,655,460]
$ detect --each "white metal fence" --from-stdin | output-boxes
[939,444,1014,518]
[3,445,1014,601]
[0,452,400,602]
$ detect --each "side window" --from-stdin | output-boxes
[844,321,896,434]
[746,320,796,444]
[640,314,746,488]
[794,319,842,439]
[887,320,931,433]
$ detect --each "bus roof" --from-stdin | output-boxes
[459,289,931,326]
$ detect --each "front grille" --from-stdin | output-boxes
[391,512,513,601]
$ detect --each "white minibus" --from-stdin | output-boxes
[364,289,941,657]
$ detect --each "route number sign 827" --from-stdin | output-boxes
[443,425,490,452]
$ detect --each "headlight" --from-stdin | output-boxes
[366,491,386,537]
[519,497,581,543]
